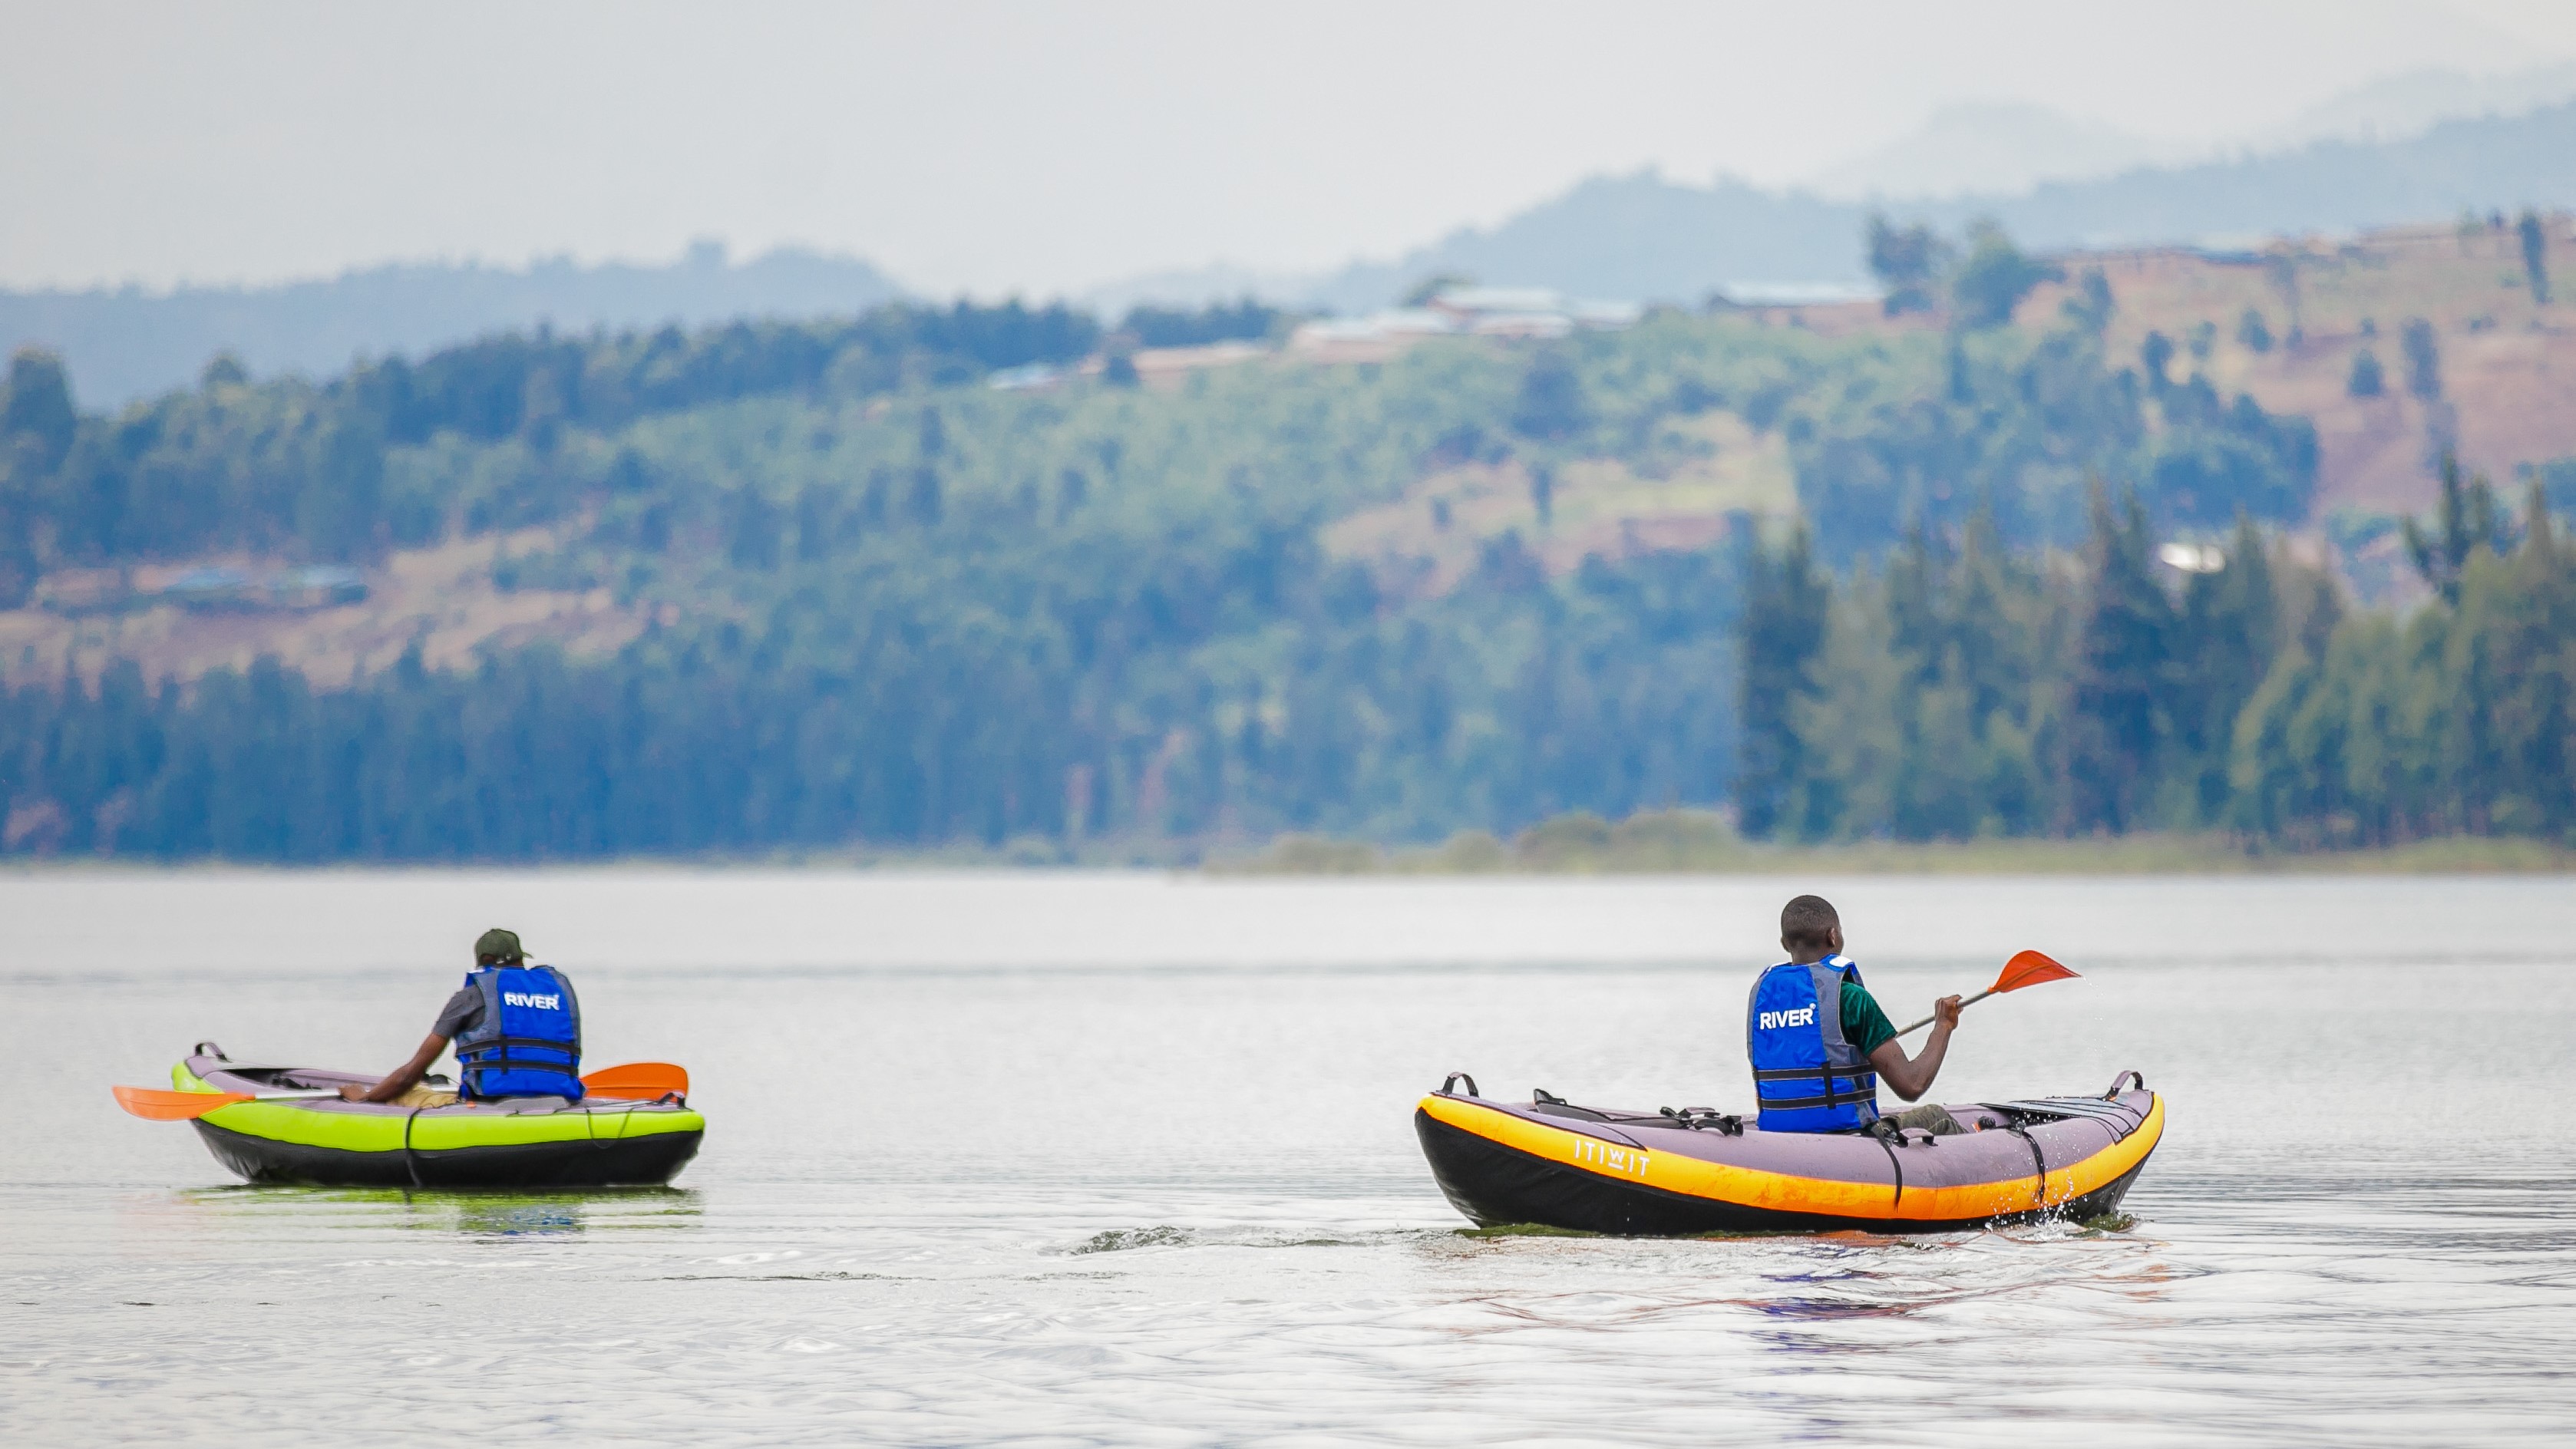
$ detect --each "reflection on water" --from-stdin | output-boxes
[139,1187,702,1248]
[163,1185,702,1236]
[6,873,2576,1444]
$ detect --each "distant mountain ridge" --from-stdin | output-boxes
[2248,61,2576,152]
[1809,102,2175,203]
[0,242,903,407]
[1243,100,2576,312]
[16,98,2576,403]
[1806,64,2576,204]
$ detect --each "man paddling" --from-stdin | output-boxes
[1747,895,1965,1136]
[339,928,585,1106]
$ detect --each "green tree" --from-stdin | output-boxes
[2320,497,2569,841]
[2347,348,2385,398]
[2399,318,2441,400]
[2264,253,2304,346]
[1865,215,1950,316]
[2235,308,2273,353]
[2402,454,2505,605]
[2067,486,2175,831]
[2518,210,2551,305]
[1944,503,2049,739]
[1950,220,2060,329]
[2060,267,2114,333]
[2140,332,2175,388]
[2227,632,2327,842]
[2171,514,2278,820]
[1736,523,1829,838]
[1511,347,1589,441]
[1783,580,1905,839]
[2,348,78,474]
[2459,489,2571,836]
[296,413,388,560]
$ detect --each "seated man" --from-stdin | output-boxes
[1746,894,1964,1135]
[340,928,585,1106]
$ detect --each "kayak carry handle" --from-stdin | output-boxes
[1440,1072,1480,1098]
[2102,1069,2146,1100]
[193,1041,228,1061]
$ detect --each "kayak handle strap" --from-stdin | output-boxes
[2102,1069,2146,1100]
[1440,1072,1480,1098]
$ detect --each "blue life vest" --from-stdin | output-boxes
[454,965,584,1101]
[1745,954,1878,1132]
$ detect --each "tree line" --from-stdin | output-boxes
[0,542,1743,860]
[12,470,2561,859]
[1738,466,2572,846]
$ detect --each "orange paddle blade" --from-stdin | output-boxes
[114,1085,254,1121]
[580,1061,689,1100]
[1990,949,2080,994]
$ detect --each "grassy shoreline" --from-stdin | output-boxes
[1205,811,2576,876]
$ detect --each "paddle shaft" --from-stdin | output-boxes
[212,1076,664,1104]
[1894,985,1997,1040]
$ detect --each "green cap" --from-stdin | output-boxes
[474,927,526,964]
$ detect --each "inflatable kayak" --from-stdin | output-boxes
[1416,1071,2161,1234]
[170,1044,703,1189]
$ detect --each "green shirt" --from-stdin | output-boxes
[1841,981,1897,1058]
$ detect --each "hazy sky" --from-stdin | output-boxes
[6,0,2575,297]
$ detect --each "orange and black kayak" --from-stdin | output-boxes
[1415,1071,2162,1234]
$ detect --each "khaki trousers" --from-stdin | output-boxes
[1879,1103,1968,1136]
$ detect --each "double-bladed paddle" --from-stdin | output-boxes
[1891,949,2079,1038]
[112,1084,341,1119]
[580,1061,689,1100]
[111,1061,692,1121]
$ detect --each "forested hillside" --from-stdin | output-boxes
[0,300,1098,575]
[3,253,2560,862]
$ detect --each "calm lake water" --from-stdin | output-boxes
[3,871,2573,1444]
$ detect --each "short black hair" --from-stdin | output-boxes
[1781,894,1840,952]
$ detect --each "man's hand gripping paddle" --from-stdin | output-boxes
[1891,949,2079,1039]
[111,1061,692,1121]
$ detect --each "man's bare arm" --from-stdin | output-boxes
[1867,995,1961,1101]
[340,1034,450,1103]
